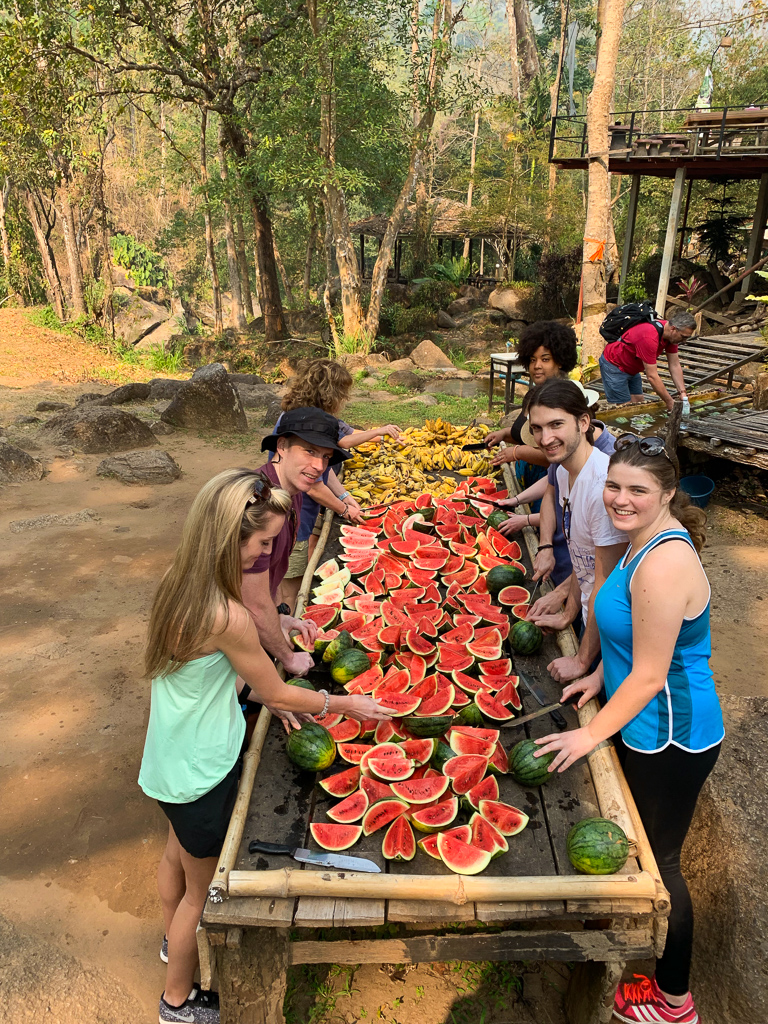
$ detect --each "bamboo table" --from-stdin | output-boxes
[201,467,669,1024]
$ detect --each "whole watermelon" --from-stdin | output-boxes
[486,510,508,532]
[322,629,354,664]
[486,564,526,597]
[285,676,316,691]
[508,737,556,786]
[286,721,336,771]
[567,817,630,875]
[509,619,543,655]
[330,648,371,685]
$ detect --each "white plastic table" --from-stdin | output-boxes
[488,352,527,414]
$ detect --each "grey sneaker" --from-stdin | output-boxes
[160,935,168,963]
[159,987,219,1023]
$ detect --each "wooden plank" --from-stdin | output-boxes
[203,894,295,929]
[566,961,626,1024]
[289,926,655,965]
[476,900,567,922]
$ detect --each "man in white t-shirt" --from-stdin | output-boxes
[526,379,627,683]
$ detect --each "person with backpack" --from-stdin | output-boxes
[598,305,695,411]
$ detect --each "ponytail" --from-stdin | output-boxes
[668,488,707,553]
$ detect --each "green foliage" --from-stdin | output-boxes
[746,270,768,305]
[422,256,474,286]
[378,300,435,337]
[411,279,457,311]
[110,233,170,288]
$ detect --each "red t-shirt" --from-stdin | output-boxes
[242,460,302,599]
[603,321,677,376]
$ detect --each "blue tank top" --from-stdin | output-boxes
[594,529,724,754]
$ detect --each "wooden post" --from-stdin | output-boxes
[215,926,290,1024]
[359,233,365,277]
[677,177,693,259]
[480,238,485,275]
[394,238,402,282]
[617,174,640,304]
[655,166,687,315]
[666,398,684,453]
[738,172,768,298]
[566,961,625,1024]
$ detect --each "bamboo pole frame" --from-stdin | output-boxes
[228,868,658,903]
[498,456,668,913]
[209,507,336,900]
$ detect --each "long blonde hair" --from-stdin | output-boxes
[281,358,353,415]
[145,468,292,679]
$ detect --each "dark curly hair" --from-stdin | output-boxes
[516,321,578,375]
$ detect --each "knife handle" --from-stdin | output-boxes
[248,840,295,857]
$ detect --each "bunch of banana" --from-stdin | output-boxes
[341,420,499,504]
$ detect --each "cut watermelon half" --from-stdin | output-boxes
[326,789,369,823]
[478,799,529,836]
[375,692,422,716]
[310,823,362,851]
[443,754,489,795]
[414,687,455,717]
[464,773,500,809]
[319,765,361,797]
[476,691,516,721]
[479,658,513,678]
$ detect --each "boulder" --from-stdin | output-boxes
[385,283,410,304]
[447,296,478,317]
[401,393,437,406]
[459,284,482,300]
[113,294,171,347]
[683,695,768,1022]
[35,401,70,413]
[261,400,284,426]
[75,392,105,405]
[229,373,269,387]
[488,285,534,320]
[336,353,368,373]
[134,319,184,353]
[95,383,152,406]
[97,450,181,484]
[409,339,455,370]
[0,441,45,483]
[234,382,280,410]
[150,420,175,436]
[14,415,41,425]
[41,406,157,454]
[147,378,184,401]
[437,310,459,329]
[365,353,390,368]
[385,358,416,373]
[160,362,248,433]
[388,369,424,390]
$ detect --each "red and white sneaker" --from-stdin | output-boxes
[613,974,699,1023]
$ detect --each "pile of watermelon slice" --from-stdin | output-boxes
[299,479,534,875]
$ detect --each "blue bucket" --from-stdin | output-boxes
[679,475,715,509]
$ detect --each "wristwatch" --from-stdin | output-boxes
[276,602,290,616]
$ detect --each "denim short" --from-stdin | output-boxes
[599,353,643,403]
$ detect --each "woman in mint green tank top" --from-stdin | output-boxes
[530,436,722,1024]
[140,468,391,1021]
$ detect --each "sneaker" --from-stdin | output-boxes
[160,935,168,963]
[613,974,699,1024]
[159,986,220,1023]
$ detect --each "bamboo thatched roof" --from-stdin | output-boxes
[350,198,517,239]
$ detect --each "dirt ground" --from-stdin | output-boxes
[1,313,767,1023]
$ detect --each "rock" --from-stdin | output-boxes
[229,373,268,387]
[94,382,152,406]
[437,310,459,329]
[235,382,280,410]
[409,339,455,370]
[500,411,521,429]
[459,284,482,300]
[97,450,181,484]
[0,441,45,483]
[388,369,424,390]
[9,508,100,533]
[385,282,410,304]
[488,309,508,326]
[441,368,473,380]
[683,695,768,1022]
[134,319,185,353]
[754,373,768,411]
[153,401,171,416]
[488,285,534,319]
[160,362,247,433]
[147,378,184,401]
[385,357,416,373]
[365,353,390,368]
[506,319,528,338]
[447,296,478,317]
[113,294,171,346]
[472,414,495,428]
[75,392,105,405]
[278,358,298,379]
[260,400,284,426]
[336,353,368,373]
[401,393,438,406]
[35,401,70,413]
[14,415,41,425]
[149,420,175,436]
[41,406,157,453]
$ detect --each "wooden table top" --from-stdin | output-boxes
[204,521,657,933]
[683,108,768,127]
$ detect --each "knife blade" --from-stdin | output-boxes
[248,839,381,872]
[518,669,568,730]
[461,442,489,452]
[500,689,579,729]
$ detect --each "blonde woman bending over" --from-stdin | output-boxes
[139,468,390,1024]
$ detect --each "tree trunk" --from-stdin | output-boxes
[579,0,626,360]
[463,110,481,259]
[24,191,66,320]
[55,176,85,317]
[0,178,20,304]
[505,0,522,103]
[218,130,247,330]
[200,110,224,336]
[324,183,366,338]
[303,198,319,306]
[546,0,568,241]
[235,213,256,317]
[273,239,296,307]
[321,205,340,348]
[251,197,286,341]
[514,0,540,89]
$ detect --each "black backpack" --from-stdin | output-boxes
[599,302,665,343]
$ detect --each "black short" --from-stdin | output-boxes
[158,759,241,859]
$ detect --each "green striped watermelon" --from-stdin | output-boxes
[566,818,630,875]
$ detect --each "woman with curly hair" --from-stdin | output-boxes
[276,359,403,607]
[485,321,579,503]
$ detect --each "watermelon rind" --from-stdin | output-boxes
[508,738,556,786]
[509,619,543,655]
[437,832,492,875]
[403,714,454,738]
[310,822,362,851]
[566,817,630,875]
[410,796,459,833]
[456,703,485,728]
[361,798,409,835]
[485,564,526,596]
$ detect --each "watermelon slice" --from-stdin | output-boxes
[302,604,340,629]
[488,740,509,775]
[478,799,529,836]
[373,669,411,697]
[410,796,459,833]
[417,832,442,859]
[398,739,435,765]
[441,623,475,645]
[362,798,409,835]
[310,823,363,850]
[337,742,373,764]
[452,671,495,696]
[326,789,369,823]
[409,676,439,701]
[359,742,405,772]
[374,720,405,744]
[470,812,509,856]
[494,680,523,709]
[376,692,421,717]
[328,719,362,743]
[382,815,416,861]
[436,832,492,875]
[367,757,416,781]
[443,565,480,588]
[390,775,449,804]
[319,765,361,797]
[464,773,500,809]
[413,688,455,717]
[476,691,516,721]
[466,637,504,661]
[449,732,497,758]
[344,553,378,574]
[437,645,475,674]
[449,725,501,743]
[443,754,489,794]
[360,776,394,804]
[496,585,530,607]
[478,658,513,678]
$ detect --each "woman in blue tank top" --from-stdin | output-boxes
[532,434,723,1024]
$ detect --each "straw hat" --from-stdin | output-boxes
[520,380,600,448]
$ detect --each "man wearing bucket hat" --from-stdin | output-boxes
[241,407,350,678]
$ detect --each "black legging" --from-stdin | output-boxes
[614,735,720,996]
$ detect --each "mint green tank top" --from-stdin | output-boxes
[138,650,246,803]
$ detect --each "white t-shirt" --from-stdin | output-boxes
[555,447,626,622]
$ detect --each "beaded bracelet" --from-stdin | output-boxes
[318,688,331,718]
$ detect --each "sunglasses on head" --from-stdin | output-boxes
[246,473,273,505]
[614,433,673,463]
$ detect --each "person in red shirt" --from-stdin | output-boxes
[599,311,695,410]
